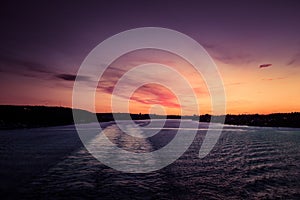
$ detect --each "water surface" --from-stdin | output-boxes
[1,120,300,199]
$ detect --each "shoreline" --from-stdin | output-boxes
[1,105,299,130]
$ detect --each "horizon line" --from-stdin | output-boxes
[1,104,299,116]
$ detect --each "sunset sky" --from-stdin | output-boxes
[0,0,300,115]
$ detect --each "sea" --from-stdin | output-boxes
[1,119,300,199]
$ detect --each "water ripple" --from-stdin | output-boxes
[19,120,300,199]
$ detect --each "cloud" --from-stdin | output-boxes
[201,42,255,65]
[0,52,92,84]
[55,73,91,82]
[129,84,180,108]
[0,53,53,74]
[0,52,65,83]
[55,74,77,81]
[259,64,272,68]
[223,82,244,88]
[261,77,286,81]
[98,80,181,108]
[287,58,296,66]
[97,83,114,93]
[287,52,300,66]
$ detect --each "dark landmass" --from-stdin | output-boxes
[0,105,184,130]
[0,105,94,130]
[96,112,186,122]
[199,113,300,128]
[0,105,299,129]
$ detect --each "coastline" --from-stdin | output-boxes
[1,105,299,130]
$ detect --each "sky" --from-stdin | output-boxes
[0,0,300,115]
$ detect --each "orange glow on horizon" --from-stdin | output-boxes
[91,48,300,115]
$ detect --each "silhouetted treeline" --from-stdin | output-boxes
[96,113,183,121]
[0,106,185,129]
[0,105,94,129]
[199,113,300,128]
[96,113,150,121]
[1,105,299,129]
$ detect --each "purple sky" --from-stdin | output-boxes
[0,0,300,114]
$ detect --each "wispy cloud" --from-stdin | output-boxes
[129,84,180,108]
[0,53,54,75]
[261,77,286,81]
[55,73,91,82]
[0,53,92,85]
[287,52,300,66]
[202,42,255,65]
[259,64,272,68]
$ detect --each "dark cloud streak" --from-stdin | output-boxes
[202,42,255,65]
[259,64,272,68]
[287,52,300,66]
[55,74,91,82]
[0,53,54,76]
